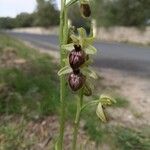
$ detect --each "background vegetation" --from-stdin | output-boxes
[92,0,150,27]
[0,0,150,29]
[0,0,59,29]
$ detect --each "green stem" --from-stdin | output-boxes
[72,88,84,150]
[58,0,68,149]
[81,100,99,112]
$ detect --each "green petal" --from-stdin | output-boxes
[84,45,97,54]
[61,43,74,51]
[58,66,72,76]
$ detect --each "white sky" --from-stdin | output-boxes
[0,0,60,18]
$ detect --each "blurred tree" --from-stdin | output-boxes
[1,0,149,29]
[35,0,59,27]
[113,0,150,26]
[15,13,35,27]
[0,17,15,29]
[92,0,150,27]
[0,0,59,29]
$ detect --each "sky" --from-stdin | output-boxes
[0,0,60,18]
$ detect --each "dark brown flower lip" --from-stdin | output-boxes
[69,49,86,69]
[68,71,86,91]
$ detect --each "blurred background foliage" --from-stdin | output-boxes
[0,0,59,29]
[0,0,150,29]
[92,0,150,27]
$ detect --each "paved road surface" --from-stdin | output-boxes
[6,32,150,76]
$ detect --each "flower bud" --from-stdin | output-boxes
[68,70,85,91]
[80,3,91,18]
[69,45,86,69]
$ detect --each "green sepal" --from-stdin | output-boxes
[85,37,95,45]
[63,58,69,65]
[84,45,97,54]
[70,34,79,45]
[61,43,74,51]
[82,67,99,79]
[83,58,93,66]
[69,27,96,50]
[58,66,72,76]
[77,27,87,38]
[83,83,92,96]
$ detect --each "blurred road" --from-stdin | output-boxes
[7,32,150,76]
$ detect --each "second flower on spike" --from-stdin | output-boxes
[68,69,86,91]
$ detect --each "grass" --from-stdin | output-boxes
[0,119,35,150]
[83,115,150,150]
[0,34,60,117]
[0,34,149,150]
[113,95,129,108]
[114,126,150,150]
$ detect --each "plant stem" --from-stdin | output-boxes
[72,88,84,150]
[58,0,68,149]
[81,100,99,112]
[58,0,65,150]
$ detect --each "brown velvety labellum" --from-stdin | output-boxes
[68,71,85,91]
[69,49,86,69]
[80,4,91,17]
